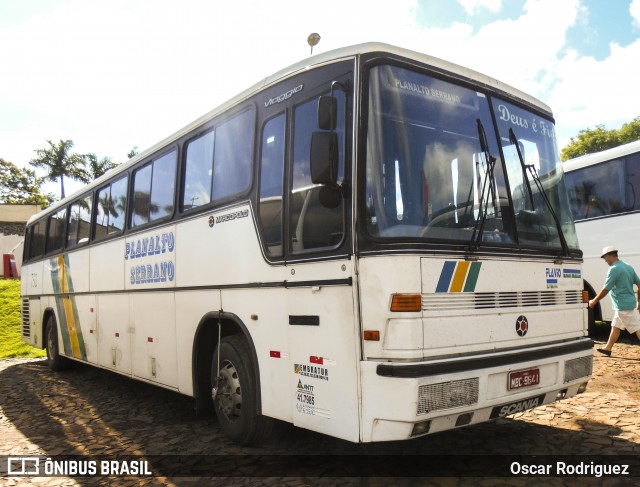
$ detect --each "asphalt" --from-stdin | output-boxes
[0,332,638,486]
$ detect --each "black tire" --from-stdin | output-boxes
[45,315,70,371]
[211,335,275,445]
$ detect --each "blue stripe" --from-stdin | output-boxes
[547,279,558,284]
[436,261,457,293]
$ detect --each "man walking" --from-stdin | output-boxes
[588,246,640,356]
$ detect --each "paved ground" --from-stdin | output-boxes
[1,331,639,486]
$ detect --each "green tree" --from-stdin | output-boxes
[127,146,139,159]
[561,116,640,161]
[0,158,55,208]
[29,139,88,199]
[84,153,118,180]
[618,116,640,144]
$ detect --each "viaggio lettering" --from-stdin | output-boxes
[264,84,304,107]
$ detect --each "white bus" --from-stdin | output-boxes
[21,43,593,445]
[564,140,640,328]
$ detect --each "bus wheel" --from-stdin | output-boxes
[211,335,274,445]
[45,316,69,371]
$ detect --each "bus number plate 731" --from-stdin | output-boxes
[508,368,540,390]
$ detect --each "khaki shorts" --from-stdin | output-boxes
[612,309,640,334]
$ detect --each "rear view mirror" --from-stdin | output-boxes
[310,132,339,185]
[317,96,337,131]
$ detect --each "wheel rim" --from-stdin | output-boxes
[214,359,242,422]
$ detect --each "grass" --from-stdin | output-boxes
[0,279,46,359]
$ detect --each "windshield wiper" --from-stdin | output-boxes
[469,119,497,251]
[509,128,570,257]
[509,128,535,210]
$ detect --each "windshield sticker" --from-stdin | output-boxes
[496,104,555,140]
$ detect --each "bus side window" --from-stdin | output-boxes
[131,151,176,228]
[109,177,128,234]
[183,130,214,210]
[626,153,640,211]
[67,195,92,247]
[29,220,46,260]
[291,91,345,252]
[258,113,286,256]
[46,208,67,254]
[212,109,254,203]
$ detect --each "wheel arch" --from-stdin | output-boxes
[583,279,602,321]
[191,311,262,415]
[41,307,56,350]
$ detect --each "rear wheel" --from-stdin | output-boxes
[211,335,275,445]
[45,315,69,371]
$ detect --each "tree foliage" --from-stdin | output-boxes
[29,139,88,198]
[561,116,640,161]
[127,146,139,159]
[0,158,55,208]
[84,153,118,180]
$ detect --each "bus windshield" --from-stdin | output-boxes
[364,64,580,253]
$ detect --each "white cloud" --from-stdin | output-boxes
[457,0,502,16]
[631,0,640,27]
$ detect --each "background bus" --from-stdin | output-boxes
[564,139,640,328]
[21,43,593,445]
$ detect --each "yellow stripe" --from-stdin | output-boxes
[58,256,68,293]
[58,256,80,358]
[63,297,81,359]
[450,261,471,293]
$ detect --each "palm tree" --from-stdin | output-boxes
[85,153,118,180]
[29,139,88,199]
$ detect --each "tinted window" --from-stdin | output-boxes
[46,209,66,254]
[110,177,128,233]
[626,153,640,211]
[151,152,176,221]
[30,220,46,259]
[96,176,128,240]
[183,130,214,210]
[67,195,92,247]
[258,114,286,256]
[132,164,152,227]
[131,151,176,227]
[291,92,345,251]
[95,185,112,240]
[566,159,626,220]
[212,110,254,202]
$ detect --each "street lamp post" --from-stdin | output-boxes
[307,33,321,55]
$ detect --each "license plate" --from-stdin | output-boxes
[508,368,540,390]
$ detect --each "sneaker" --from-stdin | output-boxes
[596,348,612,357]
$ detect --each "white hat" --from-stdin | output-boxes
[601,246,618,258]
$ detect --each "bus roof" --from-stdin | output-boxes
[29,42,553,225]
[563,139,640,173]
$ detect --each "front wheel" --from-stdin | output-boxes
[45,316,69,371]
[211,335,275,445]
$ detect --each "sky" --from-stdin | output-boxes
[1,0,639,197]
